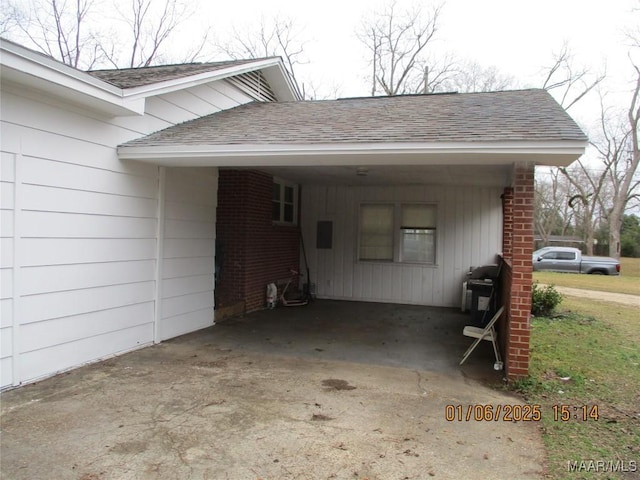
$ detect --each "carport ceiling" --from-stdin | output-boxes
[222,164,513,187]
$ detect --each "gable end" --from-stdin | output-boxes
[226,71,277,102]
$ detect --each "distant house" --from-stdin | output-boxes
[0,38,587,389]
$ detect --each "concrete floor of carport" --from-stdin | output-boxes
[0,300,546,480]
[214,300,501,378]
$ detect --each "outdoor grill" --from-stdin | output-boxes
[462,264,501,327]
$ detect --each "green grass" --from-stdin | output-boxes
[533,257,640,296]
[511,295,640,479]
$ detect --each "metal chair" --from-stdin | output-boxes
[459,306,505,370]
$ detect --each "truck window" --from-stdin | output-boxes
[556,252,576,260]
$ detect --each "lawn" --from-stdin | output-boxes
[533,257,640,296]
[512,294,640,479]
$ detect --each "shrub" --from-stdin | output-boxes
[531,283,563,317]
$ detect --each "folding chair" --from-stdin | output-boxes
[459,306,505,370]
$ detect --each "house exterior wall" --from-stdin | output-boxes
[158,168,218,341]
[216,170,300,315]
[1,151,16,386]
[301,184,503,307]
[0,79,254,388]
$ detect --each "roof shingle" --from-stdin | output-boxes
[88,59,273,88]
[121,89,587,147]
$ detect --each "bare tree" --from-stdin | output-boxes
[595,64,640,258]
[441,59,518,93]
[3,0,205,69]
[357,1,447,96]
[3,0,101,68]
[219,15,308,98]
[541,42,606,110]
[535,169,575,245]
[107,0,204,68]
[558,160,613,255]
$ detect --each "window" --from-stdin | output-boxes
[400,205,436,263]
[272,179,298,225]
[359,203,437,264]
[541,251,576,261]
[359,204,394,261]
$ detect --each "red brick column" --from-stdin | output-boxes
[502,187,514,261]
[505,165,534,380]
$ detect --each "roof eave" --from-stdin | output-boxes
[0,38,144,116]
[117,140,588,167]
[122,58,301,101]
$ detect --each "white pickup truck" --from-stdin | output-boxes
[532,246,621,275]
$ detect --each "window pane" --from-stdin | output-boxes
[402,204,436,228]
[284,185,294,203]
[273,183,281,201]
[360,204,393,261]
[402,229,435,263]
[284,203,294,222]
[272,201,281,221]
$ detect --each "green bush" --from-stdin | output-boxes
[531,283,563,317]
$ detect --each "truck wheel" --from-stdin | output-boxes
[589,270,605,275]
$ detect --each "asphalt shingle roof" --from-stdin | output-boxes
[121,89,587,147]
[88,59,271,88]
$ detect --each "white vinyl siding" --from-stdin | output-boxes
[302,185,502,307]
[0,152,15,388]
[158,168,217,341]
[0,76,251,387]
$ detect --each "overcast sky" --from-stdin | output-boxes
[196,0,637,132]
[5,0,638,132]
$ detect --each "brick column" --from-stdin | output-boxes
[502,187,514,261]
[505,164,534,380]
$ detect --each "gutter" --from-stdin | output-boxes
[118,140,588,167]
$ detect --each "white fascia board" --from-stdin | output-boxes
[121,58,295,101]
[0,39,144,115]
[261,63,302,101]
[118,140,587,167]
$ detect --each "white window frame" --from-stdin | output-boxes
[272,177,298,226]
[358,202,438,265]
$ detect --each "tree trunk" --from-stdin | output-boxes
[609,210,622,258]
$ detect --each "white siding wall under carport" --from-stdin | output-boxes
[0,79,251,388]
[301,184,503,307]
[158,168,217,342]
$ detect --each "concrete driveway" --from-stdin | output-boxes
[0,300,545,479]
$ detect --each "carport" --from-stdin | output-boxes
[0,300,546,480]
[118,90,587,380]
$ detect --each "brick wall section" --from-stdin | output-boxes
[216,170,301,314]
[502,187,514,261]
[498,259,512,365]
[504,165,535,380]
